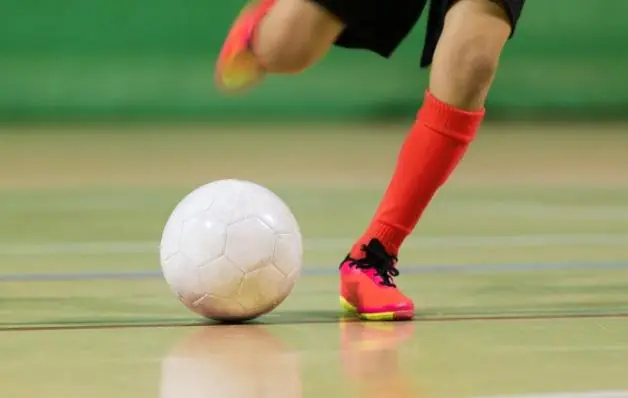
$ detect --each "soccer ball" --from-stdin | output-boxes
[159,179,303,322]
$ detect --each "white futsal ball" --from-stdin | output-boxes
[160,179,303,322]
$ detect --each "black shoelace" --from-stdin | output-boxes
[348,241,399,287]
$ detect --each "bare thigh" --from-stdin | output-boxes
[255,0,345,73]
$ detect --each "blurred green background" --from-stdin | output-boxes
[1,0,627,121]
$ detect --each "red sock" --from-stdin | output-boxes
[351,91,485,258]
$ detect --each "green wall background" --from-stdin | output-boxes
[1,0,626,120]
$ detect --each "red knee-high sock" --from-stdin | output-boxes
[352,91,485,258]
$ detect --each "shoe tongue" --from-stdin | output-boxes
[366,239,387,253]
[365,239,396,264]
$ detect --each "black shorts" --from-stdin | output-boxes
[311,0,525,67]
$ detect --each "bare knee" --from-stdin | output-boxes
[254,0,344,73]
[452,37,501,93]
[429,0,512,109]
[255,30,323,73]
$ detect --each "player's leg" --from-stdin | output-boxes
[215,0,344,92]
[429,0,515,110]
[341,0,525,321]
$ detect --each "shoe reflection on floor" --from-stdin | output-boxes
[341,319,420,398]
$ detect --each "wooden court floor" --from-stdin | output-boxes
[1,124,628,397]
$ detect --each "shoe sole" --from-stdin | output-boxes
[215,45,264,93]
[215,6,266,93]
[339,296,414,321]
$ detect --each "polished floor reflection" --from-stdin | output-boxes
[161,324,302,398]
[3,317,628,397]
[160,320,419,398]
